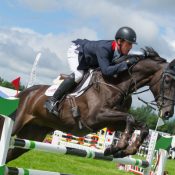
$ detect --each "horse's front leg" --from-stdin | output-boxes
[115,114,135,150]
[104,115,135,157]
[87,108,135,157]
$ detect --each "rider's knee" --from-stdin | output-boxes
[74,70,84,83]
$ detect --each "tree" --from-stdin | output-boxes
[0,77,25,91]
[130,105,158,129]
[159,120,175,134]
[130,105,175,135]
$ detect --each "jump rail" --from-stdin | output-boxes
[12,138,149,168]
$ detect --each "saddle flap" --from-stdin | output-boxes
[69,70,94,97]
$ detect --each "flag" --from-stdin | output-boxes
[0,97,19,116]
[0,90,9,98]
[156,117,165,127]
[11,77,20,96]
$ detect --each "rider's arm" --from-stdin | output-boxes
[96,47,128,76]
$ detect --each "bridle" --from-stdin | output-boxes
[157,69,175,109]
[131,65,175,112]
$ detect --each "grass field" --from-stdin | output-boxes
[7,150,175,175]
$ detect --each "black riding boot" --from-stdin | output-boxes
[45,74,77,116]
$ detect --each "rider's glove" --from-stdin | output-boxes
[126,57,138,66]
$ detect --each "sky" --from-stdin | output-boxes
[1,0,175,109]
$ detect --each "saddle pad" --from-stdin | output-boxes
[45,76,63,96]
[69,70,93,97]
[45,71,93,97]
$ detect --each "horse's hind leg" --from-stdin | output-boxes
[7,123,52,163]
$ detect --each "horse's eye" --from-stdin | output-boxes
[164,75,171,85]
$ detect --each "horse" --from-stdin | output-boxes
[1,47,175,162]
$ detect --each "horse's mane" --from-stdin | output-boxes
[140,46,167,63]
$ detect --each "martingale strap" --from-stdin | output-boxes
[67,95,83,130]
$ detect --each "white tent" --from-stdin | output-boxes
[0,86,17,97]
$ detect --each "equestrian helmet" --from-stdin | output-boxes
[115,26,137,44]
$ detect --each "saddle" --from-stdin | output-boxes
[60,71,92,93]
[48,71,94,97]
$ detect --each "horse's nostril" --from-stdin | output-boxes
[164,111,171,119]
[165,111,169,115]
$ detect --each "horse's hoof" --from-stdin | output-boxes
[113,150,127,158]
[116,141,128,150]
[124,145,137,155]
[104,147,111,156]
[104,146,121,156]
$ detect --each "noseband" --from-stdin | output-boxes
[136,67,175,111]
[157,69,175,109]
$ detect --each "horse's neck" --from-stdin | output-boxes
[93,61,165,99]
[128,61,166,93]
[123,62,165,93]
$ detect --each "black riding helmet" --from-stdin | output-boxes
[115,26,137,44]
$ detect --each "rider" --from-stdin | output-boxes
[45,26,138,116]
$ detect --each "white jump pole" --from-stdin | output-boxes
[143,131,158,175]
[155,149,168,175]
[0,115,14,175]
[143,117,167,175]
[11,138,149,168]
[5,166,73,175]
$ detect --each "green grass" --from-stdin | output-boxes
[7,150,132,175]
[133,155,175,174]
[7,150,175,175]
[165,158,175,174]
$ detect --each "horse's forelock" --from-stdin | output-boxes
[141,46,159,57]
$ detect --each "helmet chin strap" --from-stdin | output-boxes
[116,40,122,54]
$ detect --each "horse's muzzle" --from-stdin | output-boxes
[161,109,174,120]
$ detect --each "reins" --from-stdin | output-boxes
[130,65,175,111]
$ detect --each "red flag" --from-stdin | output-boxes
[11,77,20,96]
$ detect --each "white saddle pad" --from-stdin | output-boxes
[45,70,93,97]
[45,76,63,96]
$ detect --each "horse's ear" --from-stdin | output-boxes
[168,59,175,70]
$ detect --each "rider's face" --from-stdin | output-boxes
[120,40,133,55]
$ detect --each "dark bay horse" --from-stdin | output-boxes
[2,48,175,162]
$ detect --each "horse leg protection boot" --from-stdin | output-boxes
[45,74,77,116]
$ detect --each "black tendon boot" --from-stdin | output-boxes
[45,74,77,116]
